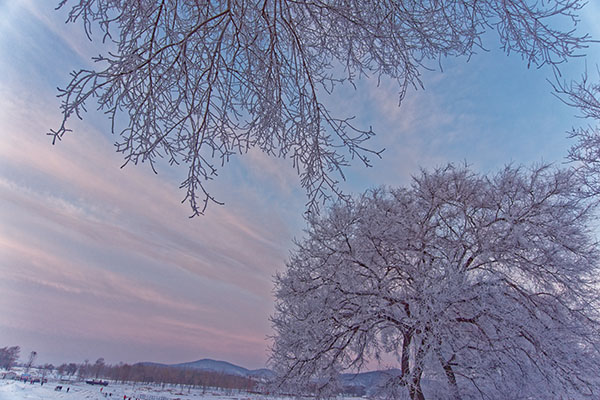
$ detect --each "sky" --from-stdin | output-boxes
[0,0,599,370]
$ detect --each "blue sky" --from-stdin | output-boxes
[0,0,599,369]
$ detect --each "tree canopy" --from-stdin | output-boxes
[270,164,600,399]
[51,0,590,215]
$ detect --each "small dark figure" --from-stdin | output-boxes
[54,386,63,391]
[67,387,70,393]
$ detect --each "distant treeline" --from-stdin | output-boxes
[56,359,257,391]
[2,346,257,392]
[3,346,365,397]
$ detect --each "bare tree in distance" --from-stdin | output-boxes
[41,363,55,380]
[50,0,590,216]
[270,164,600,399]
[93,357,105,378]
[57,363,67,377]
[0,346,20,371]
[66,362,78,377]
[78,358,90,379]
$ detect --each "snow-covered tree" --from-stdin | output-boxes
[555,69,600,197]
[51,0,590,215]
[270,164,600,399]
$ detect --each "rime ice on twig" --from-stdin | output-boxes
[553,67,600,197]
[51,0,589,216]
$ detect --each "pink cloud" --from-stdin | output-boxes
[0,75,295,367]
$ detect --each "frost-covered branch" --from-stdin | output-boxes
[50,0,589,215]
[554,67,600,196]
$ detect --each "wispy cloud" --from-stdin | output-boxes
[0,59,294,367]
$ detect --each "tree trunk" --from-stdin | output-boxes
[408,365,425,400]
[408,338,428,400]
[438,352,460,400]
[401,331,426,400]
[401,332,412,378]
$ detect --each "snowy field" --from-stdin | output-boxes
[0,380,363,400]
[0,380,276,400]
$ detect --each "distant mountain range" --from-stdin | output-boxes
[140,358,275,379]
[141,358,401,393]
[172,359,275,379]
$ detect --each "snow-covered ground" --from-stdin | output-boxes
[0,380,365,400]
[0,380,274,400]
